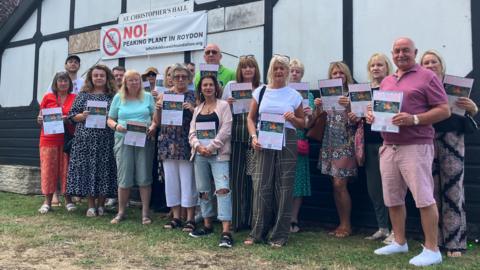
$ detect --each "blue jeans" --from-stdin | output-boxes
[194,155,232,221]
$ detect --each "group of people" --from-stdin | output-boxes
[36,38,478,266]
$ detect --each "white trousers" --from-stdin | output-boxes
[163,159,197,207]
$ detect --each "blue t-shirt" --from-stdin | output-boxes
[109,92,155,137]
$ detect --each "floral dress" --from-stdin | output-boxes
[318,109,357,178]
[66,92,117,197]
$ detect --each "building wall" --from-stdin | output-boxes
[0,0,479,229]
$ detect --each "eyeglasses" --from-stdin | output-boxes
[240,54,255,59]
[173,75,188,81]
[146,72,156,77]
[205,50,219,56]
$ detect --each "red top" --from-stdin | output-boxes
[39,93,76,147]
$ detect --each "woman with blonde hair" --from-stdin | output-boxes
[66,64,117,217]
[288,58,314,233]
[245,55,304,247]
[314,61,356,238]
[107,70,157,224]
[222,55,262,231]
[421,50,478,257]
[362,53,393,241]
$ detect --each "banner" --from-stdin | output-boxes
[118,1,194,24]
[100,11,207,60]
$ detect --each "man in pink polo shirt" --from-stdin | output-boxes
[367,37,450,267]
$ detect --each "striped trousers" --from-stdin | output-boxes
[249,128,297,245]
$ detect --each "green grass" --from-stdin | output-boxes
[0,191,479,269]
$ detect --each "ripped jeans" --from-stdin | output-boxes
[193,155,232,221]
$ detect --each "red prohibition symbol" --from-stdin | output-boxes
[103,28,122,56]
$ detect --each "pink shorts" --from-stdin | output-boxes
[379,144,436,208]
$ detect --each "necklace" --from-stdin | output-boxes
[203,101,216,114]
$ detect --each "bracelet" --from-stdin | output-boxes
[114,123,118,131]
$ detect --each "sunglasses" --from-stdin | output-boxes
[146,72,157,77]
[240,54,255,59]
[273,54,290,62]
[205,50,219,56]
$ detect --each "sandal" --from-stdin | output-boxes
[182,220,196,232]
[38,204,51,214]
[290,222,300,233]
[65,203,77,212]
[244,237,255,246]
[111,213,126,224]
[97,207,105,216]
[86,208,97,217]
[269,242,284,248]
[142,216,152,225]
[333,228,351,238]
[164,218,182,229]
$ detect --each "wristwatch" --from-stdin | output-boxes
[413,115,420,125]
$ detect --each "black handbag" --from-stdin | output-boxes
[464,114,479,134]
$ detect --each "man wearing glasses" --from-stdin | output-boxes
[194,44,236,88]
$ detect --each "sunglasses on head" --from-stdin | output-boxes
[273,54,290,62]
[205,50,219,56]
[240,54,255,59]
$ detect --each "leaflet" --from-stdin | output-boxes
[155,74,167,94]
[143,80,151,93]
[371,91,403,133]
[348,83,372,117]
[289,82,310,108]
[258,113,285,151]
[199,63,219,78]
[124,121,147,147]
[42,107,64,135]
[230,82,253,114]
[319,78,344,111]
[161,93,184,126]
[443,75,474,116]
[196,121,217,155]
[85,100,108,129]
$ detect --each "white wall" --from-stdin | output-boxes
[10,10,37,42]
[0,45,35,107]
[191,26,265,79]
[74,0,121,28]
[75,51,119,78]
[41,0,70,35]
[127,0,185,13]
[353,0,472,81]
[273,0,343,88]
[36,38,69,102]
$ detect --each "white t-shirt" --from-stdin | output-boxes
[252,85,302,129]
[47,78,84,94]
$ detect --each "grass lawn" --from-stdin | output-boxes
[0,192,478,269]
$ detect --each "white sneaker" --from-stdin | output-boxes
[105,198,117,207]
[409,246,442,267]
[374,241,408,255]
[383,232,395,244]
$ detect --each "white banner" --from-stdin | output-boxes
[101,11,207,60]
[118,1,194,24]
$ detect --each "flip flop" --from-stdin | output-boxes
[142,216,152,225]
